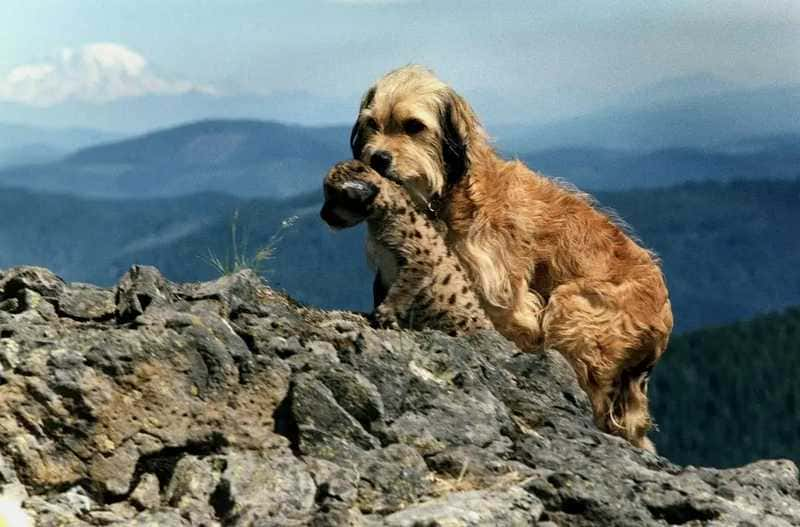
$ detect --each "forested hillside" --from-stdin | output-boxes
[650,306,800,467]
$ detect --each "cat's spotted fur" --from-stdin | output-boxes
[321,160,492,336]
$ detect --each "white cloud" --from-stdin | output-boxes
[0,43,216,107]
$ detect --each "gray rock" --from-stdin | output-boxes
[57,283,116,321]
[129,473,160,510]
[377,486,542,526]
[356,444,432,514]
[26,486,97,526]
[317,366,384,434]
[0,454,30,522]
[113,265,175,322]
[116,510,193,526]
[164,454,221,524]
[217,450,317,526]
[292,372,381,457]
[426,445,535,489]
[0,265,797,526]
[0,266,65,300]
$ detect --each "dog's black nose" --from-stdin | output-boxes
[370,150,393,175]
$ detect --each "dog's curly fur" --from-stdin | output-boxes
[351,65,673,451]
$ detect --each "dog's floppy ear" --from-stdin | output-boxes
[350,86,377,159]
[350,121,365,159]
[439,90,473,186]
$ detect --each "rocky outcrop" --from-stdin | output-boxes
[0,265,798,526]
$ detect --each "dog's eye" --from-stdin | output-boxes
[364,117,379,130]
[402,118,426,134]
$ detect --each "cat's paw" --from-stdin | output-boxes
[374,304,401,329]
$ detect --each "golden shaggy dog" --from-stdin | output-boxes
[351,65,673,451]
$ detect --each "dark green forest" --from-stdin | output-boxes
[651,306,800,468]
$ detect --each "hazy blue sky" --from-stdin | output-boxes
[0,0,798,124]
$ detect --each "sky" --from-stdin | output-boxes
[0,0,798,127]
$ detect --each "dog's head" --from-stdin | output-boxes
[320,160,383,229]
[350,65,486,208]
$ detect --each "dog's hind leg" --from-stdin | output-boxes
[541,279,671,450]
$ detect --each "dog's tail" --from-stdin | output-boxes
[611,298,672,451]
[607,363,656,452]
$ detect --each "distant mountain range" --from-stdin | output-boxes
[0,143,65,167]
[519,136,800,190]
[499,84,800,152]
[1,118,798,199]
[0,122,121,167]
[618,72,740,108]
[0,120,351,199]
[1,179,798,332]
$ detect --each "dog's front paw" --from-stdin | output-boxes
[374,304,401,329]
